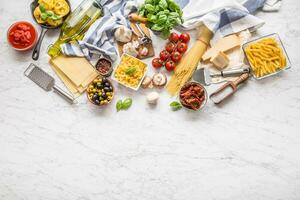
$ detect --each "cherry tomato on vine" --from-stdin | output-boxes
[177,42,188,53]
[165,42,176,53]
[169,32,179,43]
[159,50,170,61]
[165,60,176,71]
[152,58,163,69]
[171,51,182,63]
[179,33,190,43]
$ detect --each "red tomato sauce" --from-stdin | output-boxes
[7,22,37,50]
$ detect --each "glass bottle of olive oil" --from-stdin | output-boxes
[48,0,103,58]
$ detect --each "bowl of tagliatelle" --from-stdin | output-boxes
[242,33,291,80]
[112,54,148,91]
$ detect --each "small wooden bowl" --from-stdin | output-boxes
[179,82,208,111]
[95,57,113,77]
[86,76,114,107]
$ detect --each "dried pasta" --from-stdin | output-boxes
[167,40,207,95]
[114,54,147,89]
[34,0,69,27]
[245,37,287,78]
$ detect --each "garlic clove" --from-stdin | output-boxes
[139,46,149,57]
[141,76,152,89]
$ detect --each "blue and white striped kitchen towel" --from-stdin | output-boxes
[61,0,270,63]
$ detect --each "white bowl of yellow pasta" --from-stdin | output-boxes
[243,33,291,80]
[112,54,148,91]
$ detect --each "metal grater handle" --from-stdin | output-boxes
[53,84,76,104]
[24,63,36,77]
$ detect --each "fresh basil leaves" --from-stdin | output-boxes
[116,98,133,112]
[39,4,62,21]
[138,0,183,37]
[170,101,182,111]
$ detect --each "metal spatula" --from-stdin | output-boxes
[24,63,75,104]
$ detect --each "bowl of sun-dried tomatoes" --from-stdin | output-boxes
[179,82,207,111]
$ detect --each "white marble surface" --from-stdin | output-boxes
[1,0,300,199]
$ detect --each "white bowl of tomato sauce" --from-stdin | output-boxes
[7,21,38,51]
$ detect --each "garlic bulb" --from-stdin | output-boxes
[139,46,149,57]
[114,26,132,43]
[147,92,159,104]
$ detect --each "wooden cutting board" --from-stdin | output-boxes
[117,23,155,59]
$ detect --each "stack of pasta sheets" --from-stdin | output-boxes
[50,56,98,97]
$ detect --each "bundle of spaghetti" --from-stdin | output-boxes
[167,26,213,96]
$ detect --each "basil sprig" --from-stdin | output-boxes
[39,4,62,21]
[125,66,137,76]
[170,101,182,111]
[116,98,133,112]
[138,0,183,37]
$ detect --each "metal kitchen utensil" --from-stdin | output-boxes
[30,0,71,60]
[209,73,249,104]
[24,63,75,104]
[193,67,250,86]
[135,23,152,45]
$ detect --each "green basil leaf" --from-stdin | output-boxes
[157,14,167,25]
[151,24,164,31]
[125,66,137,76]
[41,13,48,21]
[161,29,171,38]
[139,9,145,16]
[122,98,132,110]
[147,14,157,22]
[170,101,181,107]
[158,0,168,9]
[154,5,161,13]
[152,0,159,5]
[170,101,182,111]
[116,100,123,112]
[169,12,179,19]
[39,4,46,13]
[172,105,182,111]
[50,14,62,20]
[145,4,155,13]
[45,10,54,16]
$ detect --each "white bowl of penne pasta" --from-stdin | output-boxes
[242,33,291,80]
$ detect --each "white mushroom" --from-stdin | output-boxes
[152,73,167,87]
[147,92,159,104]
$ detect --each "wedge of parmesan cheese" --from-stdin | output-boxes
[210,51,229,70]
[202,34,241,62]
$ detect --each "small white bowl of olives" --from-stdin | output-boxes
[87,76,114,107]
